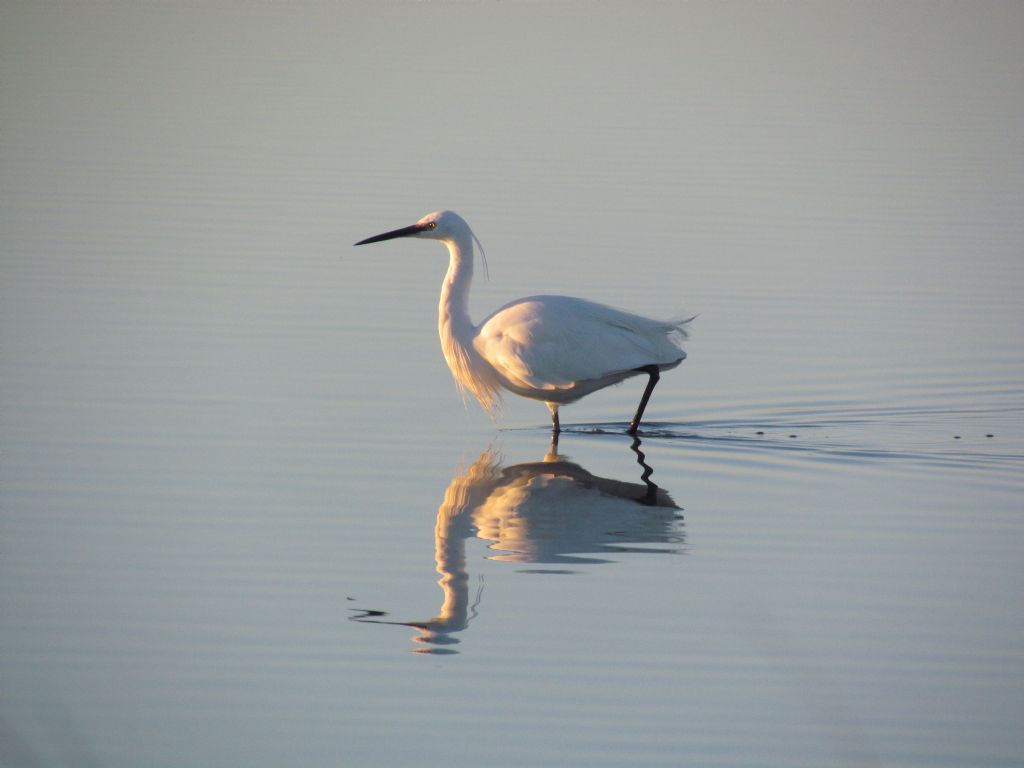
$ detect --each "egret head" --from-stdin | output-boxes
[354,210,470,246]
[355,209,489,280]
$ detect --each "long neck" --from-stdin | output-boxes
[436,230,502,414]
[438,233,475,341]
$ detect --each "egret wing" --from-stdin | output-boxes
[475,296,687,391]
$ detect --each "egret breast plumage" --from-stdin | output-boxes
[355,210,691,434]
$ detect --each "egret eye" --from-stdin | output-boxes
[427,222,437,229]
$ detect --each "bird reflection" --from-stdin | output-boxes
[352,438,683,654]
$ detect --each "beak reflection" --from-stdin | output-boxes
[351,438,685,654]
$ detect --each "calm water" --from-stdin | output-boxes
[2,3,1023,767]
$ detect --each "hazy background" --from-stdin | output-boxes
[2,3,1022,767]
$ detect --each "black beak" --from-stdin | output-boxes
[354,222,428,246]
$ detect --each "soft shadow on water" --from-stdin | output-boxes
[353,395,1021,655]
[351,437,683,654]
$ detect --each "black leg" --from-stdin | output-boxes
[628,365,660,434]
[551,409,560,434]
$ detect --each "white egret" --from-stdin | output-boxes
[355,210,692,434]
